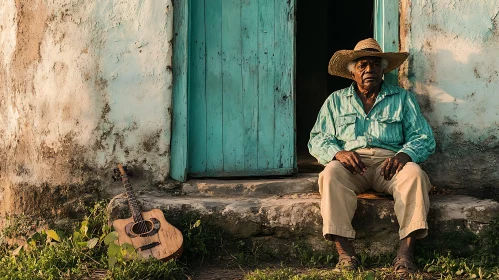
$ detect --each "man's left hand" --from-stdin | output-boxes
[380,153,412,180]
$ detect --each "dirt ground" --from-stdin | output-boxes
[185,264,466,280]
[187,266,246,280]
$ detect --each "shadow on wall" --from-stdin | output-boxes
[404,46,499,199]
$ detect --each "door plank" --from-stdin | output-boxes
[188,0,207,173]
[205,0,224,172]
[257,0,276,169]
[221,0,244,171]
[241,0,259,171]
[273,0,295,169]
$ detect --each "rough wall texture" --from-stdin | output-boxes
[0,0,174,219]
[400,0,499,198]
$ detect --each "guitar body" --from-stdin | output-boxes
[113,208,183,261]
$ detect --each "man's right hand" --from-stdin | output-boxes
[334,150,367,175]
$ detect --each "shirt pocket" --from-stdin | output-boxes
[335,115,357,141]
[372,116,403,144]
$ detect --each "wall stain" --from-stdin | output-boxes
[11,0,48,90]
[443,116,458,126]
[474,67,481,79]
[142,130,162,153]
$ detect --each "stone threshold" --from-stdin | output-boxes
[182,173,319,197]
[108,174,499,255]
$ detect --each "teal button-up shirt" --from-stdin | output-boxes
[308,82,436,165]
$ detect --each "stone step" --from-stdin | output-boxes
[181,173,319,197]
[107,192,499,256]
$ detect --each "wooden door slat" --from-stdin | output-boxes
[241,0,259,171]
[273,0,296,169]
[221,0,244,172]
[188,0,207,173]
[257,0,275,170]
[205,0,224,172]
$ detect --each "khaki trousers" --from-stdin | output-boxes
[318,148,431,240]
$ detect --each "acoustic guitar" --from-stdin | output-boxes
[112,164,183,261]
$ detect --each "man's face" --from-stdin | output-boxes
[351,57,383,91]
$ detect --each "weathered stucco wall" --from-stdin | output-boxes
[400,0,499,197]
[0,0,174,218]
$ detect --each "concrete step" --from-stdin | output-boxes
[107,192,499,256]
[181,173,319,197]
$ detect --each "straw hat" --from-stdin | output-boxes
[328,38,409,80]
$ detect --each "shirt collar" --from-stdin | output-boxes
[343,81,400,97]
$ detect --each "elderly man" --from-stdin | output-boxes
[308,38,435,273]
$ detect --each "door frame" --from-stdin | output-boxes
[171,0,189,182]
[171,0,399,182]
[374,0,400,85]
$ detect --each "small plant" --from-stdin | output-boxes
[246,268,296,280]
[106,258,183,280]
[291,241,337,267]
[424,253,496,279]
[1,214,39,240]
[0,201,186,280]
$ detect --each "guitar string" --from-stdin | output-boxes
[122,172,146,234]
[123,172,153,252]
[121,168,159,257]
[124,174,150,234]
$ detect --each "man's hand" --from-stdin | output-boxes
[380,152,412,180]
[334,150,367,175]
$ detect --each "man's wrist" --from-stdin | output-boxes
[395,152,413,162]
[330,148,344,161]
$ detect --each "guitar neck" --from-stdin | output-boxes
[122,176,144,222]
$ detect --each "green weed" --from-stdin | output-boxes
[106,258,184,280]
[292,241,337,267]
[0,201,186,280]
[0,214,39,240]
[245,267,426,280]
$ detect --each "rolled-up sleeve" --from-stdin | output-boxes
[398,92,436,163]
[308,98,343,165]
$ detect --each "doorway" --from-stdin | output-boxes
[296,0,374,173]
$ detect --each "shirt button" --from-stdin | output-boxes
[366,117,370,120]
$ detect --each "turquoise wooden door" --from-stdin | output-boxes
[187,0,296,177]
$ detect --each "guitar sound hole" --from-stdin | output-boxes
[131,220,154,235]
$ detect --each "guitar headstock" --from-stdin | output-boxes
[112,164,130,181]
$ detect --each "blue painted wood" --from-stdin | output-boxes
[205,0,224,172]
[186,0,296,177]
[171,0,189,182]
[221,0,244,172]
[257,0,275,170]
[241,0,259,170]
[274,0,296,169]
[374,0,400,85]
[188,0,207,173]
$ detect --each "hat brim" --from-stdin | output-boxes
[328,50,409,79]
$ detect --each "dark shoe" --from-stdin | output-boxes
[393,256,419,274]
[333,255,361,272]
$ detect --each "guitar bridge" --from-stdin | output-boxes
[138,242,161,251]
